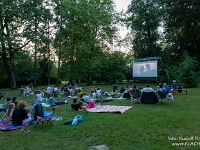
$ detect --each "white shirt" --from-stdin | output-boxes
[36,94,43,101]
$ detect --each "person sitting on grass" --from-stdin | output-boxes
[12,101,33,126]
[71,98,84,111]
[45,93,68,105]
[1,103,15,122]
[82,93,92,104]
[11,97,18,106]
[122,90,132,99]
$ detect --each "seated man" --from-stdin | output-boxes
[141,84,154,93]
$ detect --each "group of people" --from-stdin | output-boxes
[20,85,34,96]
[1,97,32,132]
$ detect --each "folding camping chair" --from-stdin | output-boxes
[140,92,159,104]
[131,90,141,103]
[157,92,168,104]
[32,104,56,129]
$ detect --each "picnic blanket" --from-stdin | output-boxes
[86,105,132,113]
[0,116,58,131]
[0,120,31,131]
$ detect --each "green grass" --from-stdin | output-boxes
[0,83,200,150]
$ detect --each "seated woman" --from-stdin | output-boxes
[122,90,132,99]
[1,103,15,122]
[12,101,33,126]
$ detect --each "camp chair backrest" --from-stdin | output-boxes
[132,90,141,99]
[141,92,158,104]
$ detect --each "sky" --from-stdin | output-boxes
[114,0,131,38]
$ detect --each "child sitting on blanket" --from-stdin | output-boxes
[1,103,15,122]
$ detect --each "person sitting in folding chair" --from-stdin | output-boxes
[156,83,167,96]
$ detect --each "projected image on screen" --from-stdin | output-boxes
[132,60,158,77]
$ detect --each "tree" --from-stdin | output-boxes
[161,0,200,67]
[0,0,32,88]
[57,0,119,85]
[126,0,162,59]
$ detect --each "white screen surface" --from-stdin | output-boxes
[132,60,158,77]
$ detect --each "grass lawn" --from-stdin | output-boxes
[0,83,200,150]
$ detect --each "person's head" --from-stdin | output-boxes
[9,103,15,109]
[146,83,150,87]
[7,97,12,102]
[163,83,167,86]
[12,97,17,102]
[133,85,137,89]
[73,98,78,104]
[146,64,151,70]
[16,100,27,109]
[140,66,144,73]
[46,93,51,98]
[159,84,163,88]
[173,80,176,83]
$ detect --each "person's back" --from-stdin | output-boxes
[142,84,154,93]
[36,91,43,101]
[12,108,27,125]
[163,83,170,93]
[122,90,131,99]
[83,93,91,103]
[156,84,167,93]
[11,97,18,106]
[77,90,83,98]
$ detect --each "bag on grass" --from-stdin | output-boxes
[166,93,174,100]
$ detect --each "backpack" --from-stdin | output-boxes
[33,104,44,120]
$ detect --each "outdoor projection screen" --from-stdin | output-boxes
[132,60,158,78]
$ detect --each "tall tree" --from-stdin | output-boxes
[0,0,32,88]
[58,0,119,85]
[160,0,200,67]
[126,0,162,59]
